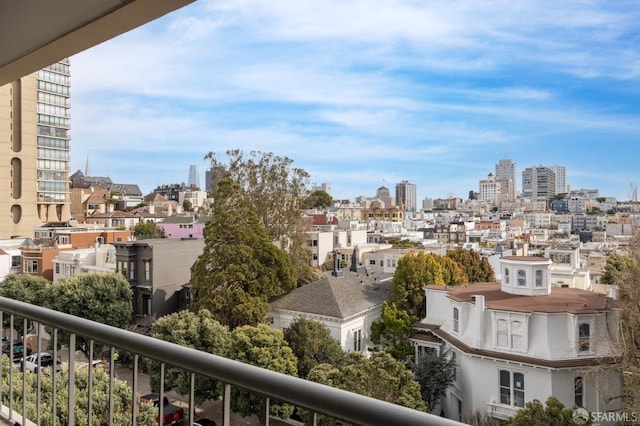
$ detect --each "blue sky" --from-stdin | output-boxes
[70,0,640,202]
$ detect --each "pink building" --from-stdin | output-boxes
[157,216,210,239]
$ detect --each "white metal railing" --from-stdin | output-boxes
[0,297,463,426]
[487,401,521,420]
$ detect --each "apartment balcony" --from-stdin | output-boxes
[0,297,461,426]
[487,401,522,420]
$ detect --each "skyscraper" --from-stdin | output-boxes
[0,60,71,238]
[495,157,516,201]
[551,164,567,194]
[188,164,200,189]
[395,180,417,214]
[522,165,556,202]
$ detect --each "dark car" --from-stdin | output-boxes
[2,337,31,362]
[194,419,217,426]
[140,393,185,425]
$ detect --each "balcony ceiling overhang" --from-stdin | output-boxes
[0,0,195,86]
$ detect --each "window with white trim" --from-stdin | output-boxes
[24,260,38,273]
[353,329,362,352]
[504,267,510,284]
[517,270,526,286]
[495,313,526,351]
[499,370,525,407]
[453,307,459,332]
[575,376,584,407]
[578,322,591,352]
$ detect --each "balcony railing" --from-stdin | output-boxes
[0,297,462,426]
[487,401,521,420]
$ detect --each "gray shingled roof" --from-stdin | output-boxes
[270,272,392,319]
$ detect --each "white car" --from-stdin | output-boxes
[20,352,62,374]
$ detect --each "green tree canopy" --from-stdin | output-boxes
[446,248,495,283]
[283,317,345,379]
[308,352,426,414]
[302,190,332,209]
[228,324,298,422]
[507,396,588,426]
[182,199,193,212]
[1,356,156,425]
[191,178,297,328]
[0,274,49,333]
[370,301,416,362]
[413,346,456,412]
[43,272,133,353]
[601,253,636,284]
[392,252,444,317]
[147,309,232,404]
[133,221,166,239]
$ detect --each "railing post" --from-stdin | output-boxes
[108,346,115,425]
[88,340,94,426]
[68,333,76,426]
[132,353,139,426]
[189,373,195,425]
[222,383,231,426]
[22,318,27,426]
[265,397,270,426]
[52,329,58,425]
[159,362,165,426]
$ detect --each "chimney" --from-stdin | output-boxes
[331,250,343,277]
[149,204,155,215]
[350,245,360,272]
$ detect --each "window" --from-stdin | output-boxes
[517,270,526,286]
[353,329,362,352]
[497,319,508,347]
[504,268,510,284]
[575,376,584,407]
[24,260,38,273]
[535,270,544,287]
[453,307,459,332]
[578,323,591,352]
[369,259,376,265]
[312,239,318,247]
[499,370,525,407]
[144,260,151,281]
[511,321,523,349]
[55,263,59,274]
[11,256,20,268]
[129,262,136,280]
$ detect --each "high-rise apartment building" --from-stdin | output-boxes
[551,164,567,194]
[188,164,200,189]
[495,157,516,200]
[395,180,417,214]
[0,60,71,239]
[522,165,556,202]
[479,173,513,204]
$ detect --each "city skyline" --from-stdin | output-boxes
[69,1,640,202]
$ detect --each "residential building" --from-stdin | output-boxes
[306,229,367,268]
[396,180,417,214]
[495,157,517,200]
[522,166,556,202]
[1,61,72,239]
[52,243,117,282]
[363,246,446,275]
[158,216,210,239]
[32,224,133,248]
[550,165,567,194]
[113,238,204,318]
[70,187,109,219]
[434,223,466,245]
[269,266,392,355]
[546,246,591,290]
[375,186,393,208]
[153,183,200,203]
[360,205,404,223]
[313,182,332,195]
[84,210,141,229]
[479,173,513,204]
[0,238,36,281]
[20,245,63,281]
[412,256,621,422]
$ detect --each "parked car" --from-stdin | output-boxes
[2,337,31,362]
[193,419,217,426]
[140,393,185,425]
[20,352,62,374]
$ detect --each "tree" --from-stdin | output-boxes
[437,256,469,286]
[43,272,133,354]
[283,317,344,379]
[308,352,425,412]
[1,356,156,425]
[205,149,310,244]
[287,230,318,287]
[147,310,232,404]
[412,346,456,412]
[302,190,332,209]
[191,179,297,328]
[446,248,495,283]
[507,396,587,425]
[370,301,416,362]
[0,274,49,333]
[182,199,193,212]
[133,221,165,239]
[228,324,298,423]
[601,253,635,285]
[392,252,444,317]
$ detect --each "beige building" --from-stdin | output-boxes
[1,61,71,239]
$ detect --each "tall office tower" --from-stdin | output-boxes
[522,165,556,202]
[188,164,200,189]
[0,60,71,239]
[551,164,567,194]
[312,182,332,196]
[495,157,516,200]
[395,180,417,214]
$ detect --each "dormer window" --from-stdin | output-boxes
[517,270,526,286]
[535,270,544,287]
[578,323,591,352]
[453,307,459,332]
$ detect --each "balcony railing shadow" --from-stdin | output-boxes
[0,297,461,426]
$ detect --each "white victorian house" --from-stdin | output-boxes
[268,254,392,355]
[412,255,621,423]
